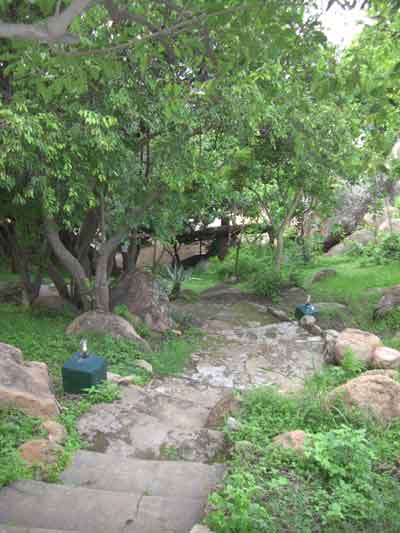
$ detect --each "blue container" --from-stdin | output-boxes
[295,303,318,321]
[62,352,107,394]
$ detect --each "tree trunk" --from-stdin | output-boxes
[47,259,70,300]
[76,208,100,276]
[45,218,93,311]
[95,228,128,312]
[272,189,303,275]
[273,230,285,275]
[124,233,141,272]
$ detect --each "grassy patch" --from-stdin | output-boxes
[206,368,400,532]
[183,271,221,293]
[300,256,400,347]
[0,407,45,487]
[0,302,201,487]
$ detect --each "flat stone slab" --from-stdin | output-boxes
[189,321,324,390]
[0,481,204,533]
[0,528,78,533]
[61,450,225,499]
[78,387,224,462]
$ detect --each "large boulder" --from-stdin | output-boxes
[364,206,398,227]
[0,342,59,419]
[66,311,149,349]
[326,229,375,256]
[111,270,173,333]
[378,218,400,233]
[322,183,373,251]
[328,370,400,420]
[372,346,400,369]
[335,328,382,365]
[374,286,400,319]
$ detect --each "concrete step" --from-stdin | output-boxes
[0,527,78,533]
[0,480,205,533]
[61,450,225,499]
[78,386,224,462]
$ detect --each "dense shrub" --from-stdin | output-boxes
[206,380,400,532]
[356,233,400,265]
[211,242,307,297]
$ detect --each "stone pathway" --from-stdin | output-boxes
[0,286,324,533]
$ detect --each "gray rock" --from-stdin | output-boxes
[267,306,291,321]
[379,218,400,233]
[111,269,173,333]
[327,229,375,256]
[226,416,241,431]
[323,330,340,364]
[135,359,153,374]
[374,285,400,319]
[299,315,316,328]
[65,311,149,349]
[311,269,337,283]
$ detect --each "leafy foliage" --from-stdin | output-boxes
[207,383,400,532]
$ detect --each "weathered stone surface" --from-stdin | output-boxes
[77,386,224,462]
[374,285,400,319]
[328,370,400,420]
[322,183,373,249]
[323,329,340,364]
[65,311,149,348]
[18,439,63,466]
[135,359,154,374]
[226,416,240,431]
[312,269,337,283]
[272,430,309,453]
[206,391,240,429]
[43,420,67,444]
[0,342,23,364]
[379,218,400,233]
[300,315,316,328]
[267,305,291,322]
[327,229,375,256]
[111,269,173,332]
[190,526,212,533]
[372,346,400,369]
[0,343,59,419]
[107,372,133,386]
[335,328,382,364]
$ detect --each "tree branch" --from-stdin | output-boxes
[0,0,94,43]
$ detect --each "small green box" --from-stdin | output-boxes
[62,352,107,394]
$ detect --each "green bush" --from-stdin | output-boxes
[206,381,400,532]
[251,270,283,298]
[358,233,400,265]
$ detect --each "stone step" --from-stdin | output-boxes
[78,386,224,462]
[61,450,225,499]
[0,527,78,533]
[0,480,204,533]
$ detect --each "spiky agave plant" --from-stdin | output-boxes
[162,264,187,300]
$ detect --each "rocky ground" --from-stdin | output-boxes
[0,285,326,533]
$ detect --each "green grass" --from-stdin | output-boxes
[300,255,400,348]
[183,271,221,293]
[206,366,400,532]
[0,407,46,487]
[0,301,201,487]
